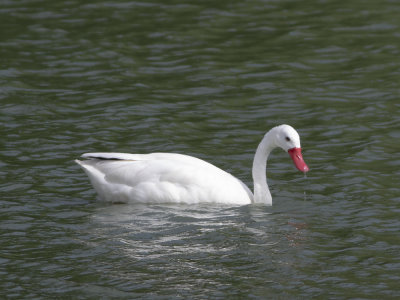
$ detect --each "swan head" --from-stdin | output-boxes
[272,124,310,173]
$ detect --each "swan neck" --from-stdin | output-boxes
[252,132,276,205]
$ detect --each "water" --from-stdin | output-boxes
[1,0,399,298]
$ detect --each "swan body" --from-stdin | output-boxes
[76,124,309,205]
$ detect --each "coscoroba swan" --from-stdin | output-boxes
[76,124,309,205]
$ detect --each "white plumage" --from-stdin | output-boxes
[76,125,309,205]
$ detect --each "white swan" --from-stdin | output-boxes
[76,124,309,205]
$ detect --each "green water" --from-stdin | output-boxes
[1,0,399,298]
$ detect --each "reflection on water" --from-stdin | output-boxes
[86,203,307,297]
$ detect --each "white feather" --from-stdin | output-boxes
[76,125,308,205]
[76,152,252,204]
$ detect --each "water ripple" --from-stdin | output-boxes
[1,0,400,298]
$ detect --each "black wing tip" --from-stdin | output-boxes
[84,156,125,161]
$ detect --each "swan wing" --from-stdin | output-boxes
[76,153,252,204]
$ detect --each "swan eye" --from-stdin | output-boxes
[285,136,291,142]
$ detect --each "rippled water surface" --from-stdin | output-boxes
[1,0,400,298]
